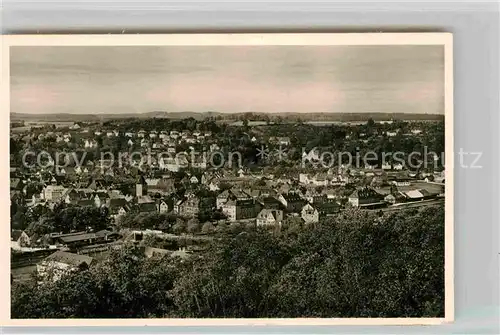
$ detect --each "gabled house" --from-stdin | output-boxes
[93,192,110,208]
[106,198,128,215]
[84,139,98,149]
[278,193,307,213]
[315,201,341,219]
[301,203,319,224]
[11,230,31,249]
[64,189,89,205]
[40,185,66,202]
[174,194,212,218]
[216,189,252,209]
[157,200,169,213]
[256,209,284,226]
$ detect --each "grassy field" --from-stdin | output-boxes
[377,181,444,195]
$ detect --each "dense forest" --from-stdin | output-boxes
[12,206,445,319]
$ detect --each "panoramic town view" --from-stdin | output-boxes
[9,44,446,318]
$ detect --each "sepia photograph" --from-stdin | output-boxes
[3,33,453,325]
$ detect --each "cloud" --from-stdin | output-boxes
[10,45,444,115]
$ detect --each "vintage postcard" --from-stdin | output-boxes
[1,33,453,326]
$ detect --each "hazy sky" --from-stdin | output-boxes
[10,45,444,115]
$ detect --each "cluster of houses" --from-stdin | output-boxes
[13,126,216,149]
[11,120,446,286]
[12,158,445,228]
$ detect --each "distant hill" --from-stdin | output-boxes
[10,111,444,123]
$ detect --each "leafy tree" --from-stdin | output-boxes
[12,206,445,319]
[201,222,215,234]
[186,218,201,234]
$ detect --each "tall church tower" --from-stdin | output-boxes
[136,175,147,197]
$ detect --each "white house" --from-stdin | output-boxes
[11,230,31,250]
[256,209,284,226]
[84,139,98,149]
[158,200,169,213]
[40,185,66,202]
[301,203,319,224]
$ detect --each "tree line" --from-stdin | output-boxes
[12,206,445,318]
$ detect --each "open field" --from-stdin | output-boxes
[376,181,445,195]
[380,199,444,212]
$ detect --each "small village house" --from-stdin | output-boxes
[301,203,319,224]
[256,209,284,226]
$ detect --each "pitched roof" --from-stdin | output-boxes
[94,191,110,199]
[405,190,424,199]
[257,209,282,220]
[230,189,251,199]
[259,196,282,205]
[138,202,157,213]
[137,195,154,204]
[44,251,93,267]
[314,202,341,214]
[217,190,231,199]
[108,198,128,208]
